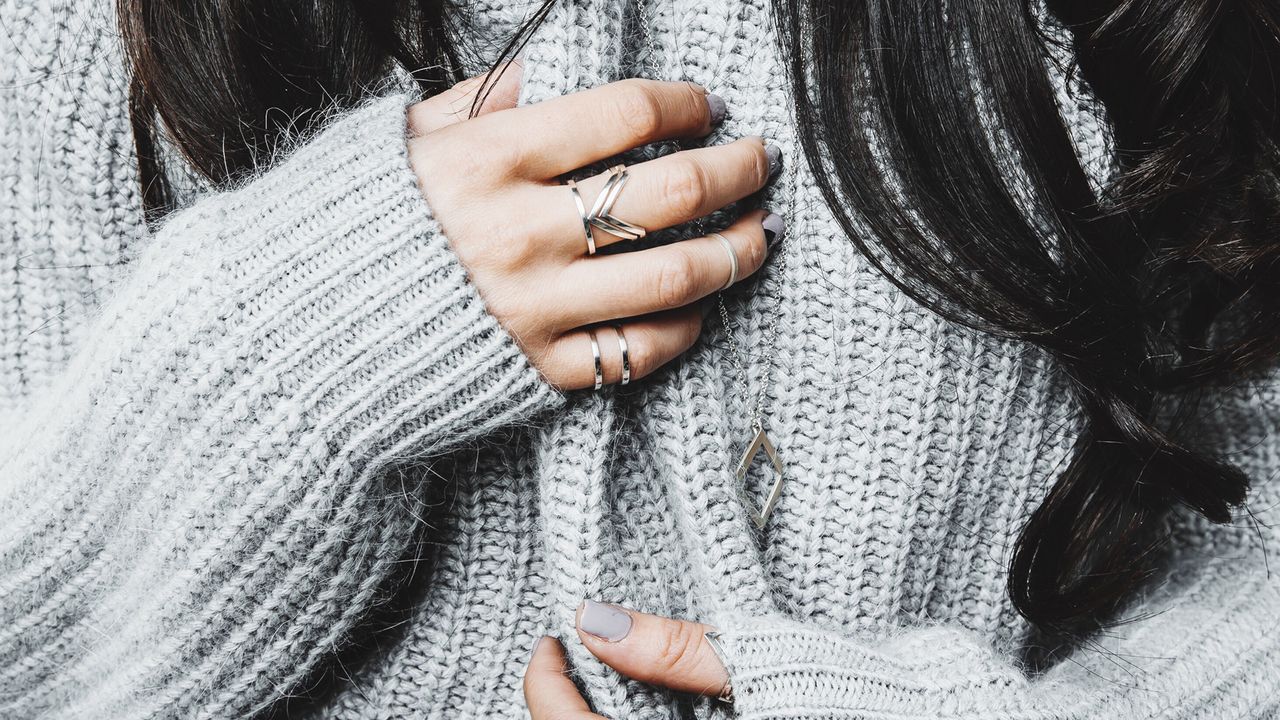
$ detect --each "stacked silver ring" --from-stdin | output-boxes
[585,325,631,389]
[613,324,631,386]
[568,164,648,256]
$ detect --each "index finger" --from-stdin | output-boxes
[485,78,724,179]
[408,58,524,136]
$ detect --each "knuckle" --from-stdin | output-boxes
[662,160,708,218]
[613,80,665,141]
[627,330,660,380]
[499,233,540,269]
[655,249,702,309]
[406,101,432,136]
[679,310,704,344]
[652,620,705,677]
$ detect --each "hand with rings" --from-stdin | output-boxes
[408,60,784,391]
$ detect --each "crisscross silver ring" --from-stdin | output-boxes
[568,164,648,255]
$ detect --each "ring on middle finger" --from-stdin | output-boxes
[568,164,648,256]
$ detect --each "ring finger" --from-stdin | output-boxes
[544,306,703,390]
[542,137,779,256]
[553,211,775,331]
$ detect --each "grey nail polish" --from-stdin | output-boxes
[766,144,782,176]
[707,94,727,125]
[579,600,633,642]
[762,213,786,249]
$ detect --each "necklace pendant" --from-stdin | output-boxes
[735,424,784,529]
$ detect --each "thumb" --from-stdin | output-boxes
[408,56,523,135]
[574,600,730,699]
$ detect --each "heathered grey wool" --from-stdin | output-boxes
[2,0,1279,718]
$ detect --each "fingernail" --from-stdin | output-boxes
[524,632,545,661]
[766,144,782,176]
[526,635,548,665]
[707,94,727,125]
[762,213,786,249]
[579,600,633,642]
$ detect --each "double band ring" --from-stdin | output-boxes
[586,325,632,390]
[568,164,648,255]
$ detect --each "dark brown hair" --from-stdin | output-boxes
[120,0,1280,650]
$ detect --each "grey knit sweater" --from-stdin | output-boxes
[3,0,1278,717]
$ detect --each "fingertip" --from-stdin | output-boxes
[523,634,596,716]
[706,93,726,126]
[765,143,782,176]
[762,211,786,249]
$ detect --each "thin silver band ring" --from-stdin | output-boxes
[710,232,738,291]
[613,324,631,386]
[588,329,603,390]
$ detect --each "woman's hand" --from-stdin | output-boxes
[523,601,732,718]
[406,62,782,391]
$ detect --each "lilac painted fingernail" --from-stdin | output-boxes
[579,600,633,642]
[763,213,786,249]
[707,94,727,125]
[766,144,782,176]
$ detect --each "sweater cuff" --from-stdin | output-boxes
[704,612,1030,719]
[185,91,567,461]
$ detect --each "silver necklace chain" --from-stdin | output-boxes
[632,0,789,526]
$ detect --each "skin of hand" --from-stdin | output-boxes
[406,59,780,390]
[523,602,731,718]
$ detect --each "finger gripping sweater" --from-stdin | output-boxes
[2,0,1278,718]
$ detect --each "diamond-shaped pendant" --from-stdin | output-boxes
[735,424,784,528]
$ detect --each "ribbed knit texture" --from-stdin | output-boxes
[2,0,1277,718]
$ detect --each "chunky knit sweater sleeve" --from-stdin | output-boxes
[0,92,563,718]
[708,375,1280,719]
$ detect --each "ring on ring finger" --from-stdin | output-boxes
[586,325,632,389]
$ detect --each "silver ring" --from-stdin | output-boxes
[613,324,631,386]
[710,233,738,291]
[568,165,648,256]
[703,630,735,705]
[567,179,597,255]
[588,329,603,390]
[589,166,647,242]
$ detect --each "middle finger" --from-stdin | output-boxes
[538,137,777,257]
